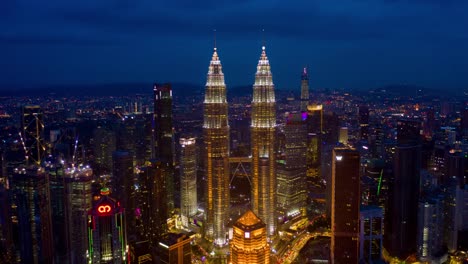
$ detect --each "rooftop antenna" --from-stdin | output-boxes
[213,29,217,51]
[262,28,265,49]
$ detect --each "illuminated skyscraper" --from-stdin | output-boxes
[306,104,323,179]
[300,67,309,112]
[331,148,360,264]
[154,83,175,213]
[277,113,307,221]
[203,46,230,245]
[64,164,93,264]
[180,137,197,218]
[251,46,277,236]
[87,188,128,264]
[157,233,192,264]
[230,210,270,264]
[138,160,167,245]
[21,105,46,165]
[10,166,54,263]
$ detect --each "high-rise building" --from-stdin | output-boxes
[417,196,444,262]
[154,83,175,213]
[180,137,197,218]
[203,47,230,245]
[157,233,192,264]
[277,113,307,221]
[385,119,421,259]
[93,126,116,172]
[138,160,167,245]
[358,105,369,141]
[338,127,349,144]
[230,210,270,264]
[112,150,136,238]
[300,67,309,112]
[10,166,54,263]
[64,164,93,264]
[359,206,383,263]
[21,105,46,165]
[331,148,360,264]
[251,46,277,236]
[87,188,128,264]
[306,104,323,179]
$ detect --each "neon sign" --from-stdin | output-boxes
[97,204,112,215]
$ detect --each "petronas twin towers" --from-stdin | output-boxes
[203,45,277,245]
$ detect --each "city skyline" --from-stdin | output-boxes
[1,1,468,91]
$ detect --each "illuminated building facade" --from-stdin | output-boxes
[137,160,167,245]
[180,138,197,218]
[331,148,360,264]
[203,47,230,245]
[158,233,192,264]
[417,196,444,262]
[277,113,307,221]
[64,164,93,264]
[300,67,309,112]
[21,105,46,165]
[10,166,54,263]
[339,127,349,145]
[251,46,277,236]
[359,206,383,263]
[230,210,270,264]
[154,83,175,213]
[87,188,128,264]
[306,104,323,179]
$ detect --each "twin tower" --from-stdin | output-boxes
[203,46,276,245]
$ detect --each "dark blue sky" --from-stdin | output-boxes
[1,0,467,91]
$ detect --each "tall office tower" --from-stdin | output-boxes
[92,126,116,172]
[10,166,54,263]
[359,206,383,263]
[230,210,270,264]
[64,164,93,264]
[203,46,230,245]
[251,46,277,236]
[359,105,370,141]
[46,162,68,263]
[385,119,421,259]
[338,127,349,144]
[300,67,309,112]
[417,196,444,262]
[138,160,167,245]
[154,83,176,214]
[277,113,307,221]
[180,138,198,218]
[331,148,360,264]
[157,233,192,264]
[306,104,323,179]
[87,188,128,264]
[112,151,136,238]
[21,105,46,165]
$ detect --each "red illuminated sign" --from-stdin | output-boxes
[97,204,112,215]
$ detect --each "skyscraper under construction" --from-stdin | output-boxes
[251,46,277,236]
[203,46,230,245]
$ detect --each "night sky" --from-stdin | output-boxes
[1,0,467,91]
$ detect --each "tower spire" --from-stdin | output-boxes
[262,28,265,49]
[213,29,217,51]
